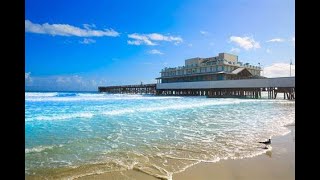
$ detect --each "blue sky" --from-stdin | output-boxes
[25,0,295,91]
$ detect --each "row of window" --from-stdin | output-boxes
[161,66,236,76]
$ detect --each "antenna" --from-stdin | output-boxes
[290,59,292,77]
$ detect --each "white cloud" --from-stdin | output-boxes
[80,38,96,44]
[292,36,295,46]
[148,49,163,55]
[127,33,183,46]
[25,20,119,37]
[25,72,31,79]
[188,43,193,47]
[127,33,156,45]
[266,38,284,42]
[230,47,240,54]
[127,40,142,45]
[25,72,32,83]
[266,49,271,53]
[263,63,295,77]
[200,30,209,35]
[148,33,182,42]
[83,23,96,30]
[229,36,261,50]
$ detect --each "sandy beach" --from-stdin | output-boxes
[76,125,295,180]
[173,125,295,180]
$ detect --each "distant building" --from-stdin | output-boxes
[156,53,263,83]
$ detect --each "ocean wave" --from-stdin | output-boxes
[31,113,94,121]
[25,144,63,153]
[25,93,182,102]
[25,92,58,97]
[102,99,246,116]
[54,93,78,97]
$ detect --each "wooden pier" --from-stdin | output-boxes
[155,87,295,99]
[98,77,295,100]
[98,84,156,94]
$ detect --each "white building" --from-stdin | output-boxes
[156,53,262,83]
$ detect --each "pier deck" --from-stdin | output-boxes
[98,77,295,99]
[98,84,156,94]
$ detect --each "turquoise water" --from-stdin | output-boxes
[25,92,295,179]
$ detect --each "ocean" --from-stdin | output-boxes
[25,92,295,179]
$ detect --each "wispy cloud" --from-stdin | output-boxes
[266,48,271,53]
[25,72,32,84]
[292,36,295,46]
[127,33,183,46]
[230,47,240,54]
[188,43,193,47]
[200,30,209,35]
[148,49,163,55]
[25,72,31,79]
[263,63,295,77]
[80,38,96,44]
[25,20,119,37]
[229,36,260,50]
[83,23,96,30]
[127,33,156,46]
[266,38,284,43]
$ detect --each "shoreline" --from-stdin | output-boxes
[173,125,295,180]
[74,125,294,180]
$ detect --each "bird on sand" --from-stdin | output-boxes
[259,138,271,149]
[259,138,271,145]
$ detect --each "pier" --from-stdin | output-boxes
[98,77,295,100]
[98,84,156,94]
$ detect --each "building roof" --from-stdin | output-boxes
[230,67,252,75]
[231,67,245,74]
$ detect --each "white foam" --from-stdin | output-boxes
[25,145,54,153]
[101,100,247,116]
[103,109,135,115]
[33,112,93,121]
[25,92,58,97]
[25,93,182,102]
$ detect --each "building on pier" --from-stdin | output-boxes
[156,53,263,83]
[98,53,294,100]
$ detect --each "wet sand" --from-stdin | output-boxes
[76,125,294,180]
[174,125,295,180]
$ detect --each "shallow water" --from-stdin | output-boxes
[25,92,295,179]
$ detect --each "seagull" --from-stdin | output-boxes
[259,138,271,149]
[259,138,271,145]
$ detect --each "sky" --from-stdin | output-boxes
[25,0,295,91]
